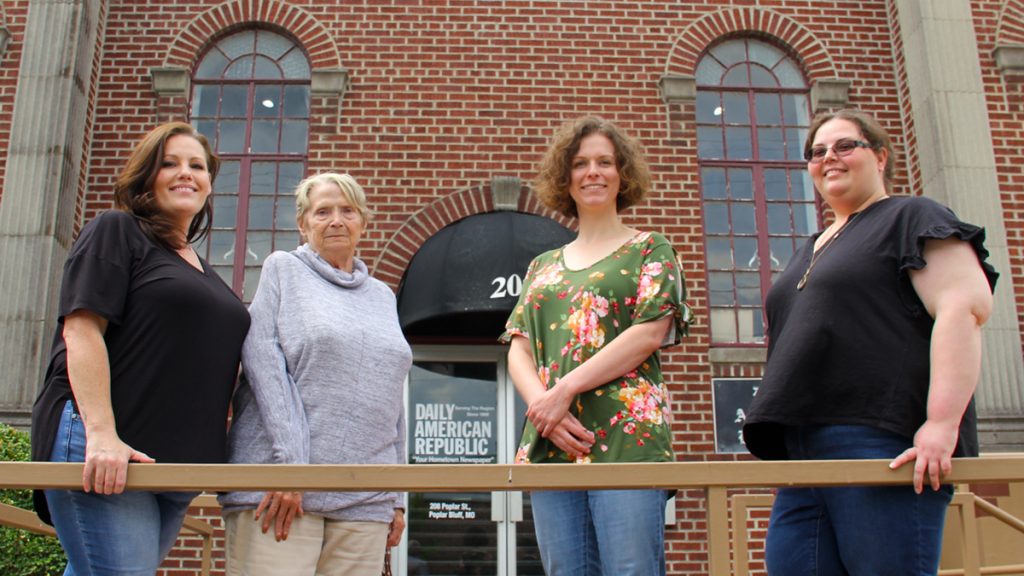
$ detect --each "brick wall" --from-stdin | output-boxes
[0,1,27,206]
[2,0,1021,574]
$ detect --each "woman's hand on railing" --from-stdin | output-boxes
[255,491,304,541]
[83,429,154,495]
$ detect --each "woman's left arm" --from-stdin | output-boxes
[527,316,672,436]
[890,237,993,493]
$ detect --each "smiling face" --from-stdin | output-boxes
[808,118,889,213]
[152,134,212,230]
[298,180,365,271]
[568,133,621,217]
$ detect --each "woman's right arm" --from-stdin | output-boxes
[508,336,594,456]
[63,309,154,495]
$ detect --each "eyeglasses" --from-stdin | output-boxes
[804,138,873,163]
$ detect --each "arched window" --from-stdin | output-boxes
[696,38,818,345]
[190,29,311,300]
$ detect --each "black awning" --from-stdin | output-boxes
[397,212,575,339]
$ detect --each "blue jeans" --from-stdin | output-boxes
[766,424,954,576]
[44,400,197,576]
[530,489,668,576]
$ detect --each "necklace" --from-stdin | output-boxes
[796,213,859,291]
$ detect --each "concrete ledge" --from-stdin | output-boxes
[311,68,349,96]
[979,415,1024,452]
[993,44,1024,78]
[810,79,851,111]
[491,175,521,211]
[709,347,767,364]
[150,67,189,96]
[659,74,696,104]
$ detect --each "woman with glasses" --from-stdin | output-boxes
[743,109,998,575]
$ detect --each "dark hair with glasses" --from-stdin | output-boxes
[804,109,895,192]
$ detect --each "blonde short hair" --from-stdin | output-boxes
[294,172,371,225]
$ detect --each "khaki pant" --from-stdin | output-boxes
[225,510,389,576]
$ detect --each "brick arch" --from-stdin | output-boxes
[161,0,340,70]
[373,185,574,290]
[664,7,838,81]
[997,0,1024,45]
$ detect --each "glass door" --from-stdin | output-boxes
[401,346,542,576]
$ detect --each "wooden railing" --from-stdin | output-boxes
[3,456,1024,575]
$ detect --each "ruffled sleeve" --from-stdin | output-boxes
[631,233,694,346]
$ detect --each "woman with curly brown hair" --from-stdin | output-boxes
[31,122,249,575]
[502,116,693,575]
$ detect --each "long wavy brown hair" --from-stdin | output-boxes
[113,122,220,249]
[534,116,652,219]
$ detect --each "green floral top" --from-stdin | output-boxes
[501,231,693,464]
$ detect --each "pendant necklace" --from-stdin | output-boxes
[796,213,859,291]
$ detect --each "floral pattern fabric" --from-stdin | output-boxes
[502,232,693,465]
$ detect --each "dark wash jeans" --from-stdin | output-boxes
[766,424,953,576]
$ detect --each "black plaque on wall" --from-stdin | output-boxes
[712,378,761,454]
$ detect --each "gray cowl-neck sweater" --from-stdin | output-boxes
[219,244,412,521]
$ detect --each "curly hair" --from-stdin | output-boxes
[534,116,652,219]
[113,122,220,249]
[805,108,896,192]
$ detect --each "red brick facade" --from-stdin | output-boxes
[1,1,1022,574]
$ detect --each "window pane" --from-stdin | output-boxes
[722,65,748,87]
[246,231,273,263]
[709,273,735,306]
[275,230,301,252]
[710,39,746,68]
[221,85,249,117]
[280,49,311,79]
[244,266,262,302]
[794,203,818,235]
[767,204,792,235]
[218,120,246,154]
[701,167,726,199]
[748,41,784,70]
[254,85,281,117]
[208,230,235,265]
[704,202,729,235]
[193,85,219,117]
[257,32,293,60]
[728,168,753,200]
[212,194,238,228]
[722,92,749,124]
[695,58,725,86]
[284,86,310,117]
[251,120,280,153]
[774,58,805,88]
[786,127,806,161]
[749,65,777,87]
[710,308,738,343]
[226,57,254,79]
[696,91,721,124]
[279,162,305,192]
[736,272,762,305]
[218,160,240,194]
[782,94,810,126]
[276,199,297,229]
[725,126,753,159]
[793,171,815,201]
[213,265,233,287]
[281,121,308,154]
[755,93,781,124]
[248,196,275,229]
[770,237,796,270]
[193,120,217,149]
[253,55,282,79]
[706,237,733,270]
[764,169,788,200]
[195,50,228,79]
[732,203,756,234]
[738,308,764,343]
[758,127,785,160]
[251,162,277,194]
[697,126,724,159]
[734,237,758,270]
[220,30,255,60]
